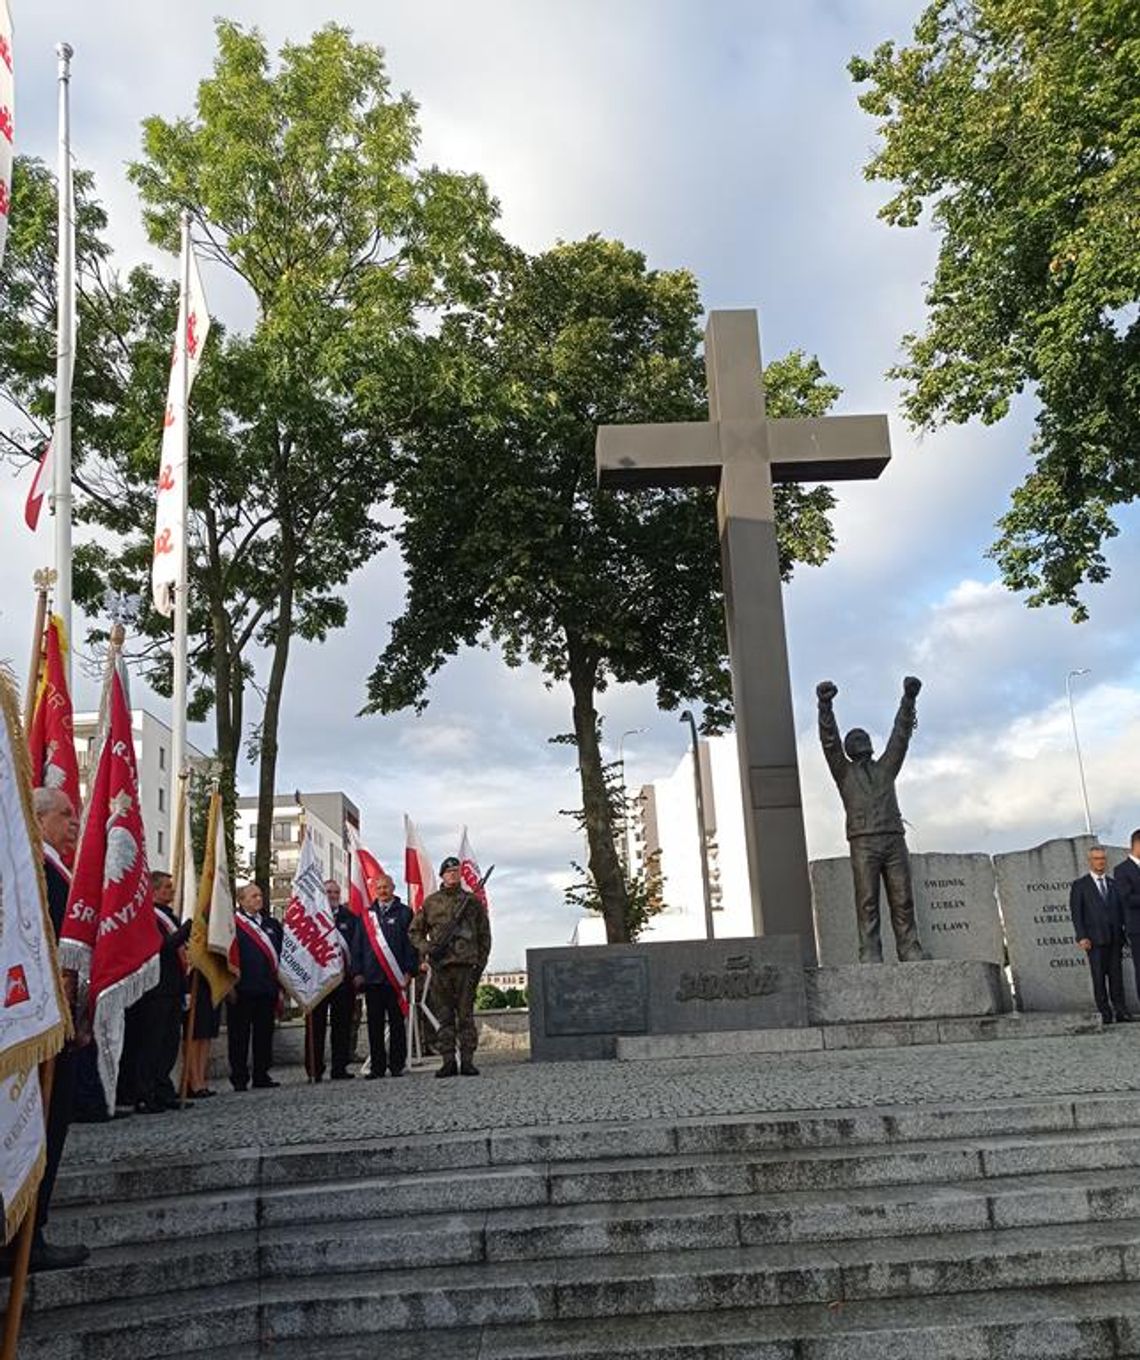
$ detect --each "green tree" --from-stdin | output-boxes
[100,20,498,888]
[851,1,1140,617]
[364,237,841,942]
[475,983,508,1012]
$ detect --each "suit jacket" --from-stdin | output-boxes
[351,897,417,988]
[819,695,916,839]
[44,857,69,940]
[152,905,192,997]
[1070,873,1124,946]
[1113,857,1140,936]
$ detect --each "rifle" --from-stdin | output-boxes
[428,865,494,966]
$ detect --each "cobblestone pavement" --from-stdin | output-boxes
[68,1030,1140,1162]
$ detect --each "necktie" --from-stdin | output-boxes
[1097,876,1108,900]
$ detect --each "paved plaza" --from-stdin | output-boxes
[68,1030,1140,1161]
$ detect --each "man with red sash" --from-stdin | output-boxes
[133,871,192,1113]
[228,883,282,1091]
[351,873,417,1079]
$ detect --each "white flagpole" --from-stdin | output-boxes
[169,209,191,868]
[52,43,74,686]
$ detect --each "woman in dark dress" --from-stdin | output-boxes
[185,971,222,1097]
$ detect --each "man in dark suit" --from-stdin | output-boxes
[351,873,417,1078]
[133,871,192,1113]
[228,883,282,1090]
[1071,844,1131,1024]
[27,787,89,1270]
[1113,830,1140,998]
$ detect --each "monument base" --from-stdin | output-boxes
[807,958,1011,1025]
[528,942,1015,1062]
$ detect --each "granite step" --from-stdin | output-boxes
[56,1090,1140,1209]
[16,1215,1140,1349]
[24,1282,1140,1360]
[43,1123,1140,1252]
[615,1010,1103,1060]
[22,1164,1140,1311]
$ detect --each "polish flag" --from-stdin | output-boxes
[59,654,159,1112]
[459,826,490,909]
[27,614,80,860]
[404,814,435,912]
[346,823,384,917]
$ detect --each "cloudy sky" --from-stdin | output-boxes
[7,2,1138,967]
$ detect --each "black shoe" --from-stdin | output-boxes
[231,1082,249,1092]
[459,1060,480,1077]
[29,1238,89,1272]
[365,1070,384,1080]
[135,1100,166,1115]
[1101,1013,1115,1026]
[436,1059,458,1079]
[330,1071,354,1081]
[1115,1012,1134,1023]
[389,1068,406,1078]
[251,1077,280,1089]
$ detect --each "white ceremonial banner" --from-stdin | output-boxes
[151,242,211,615]
[0,1066,45,1243]
[278,833,343,1012]
[0,677,67,1077]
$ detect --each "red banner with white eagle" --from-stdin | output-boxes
[27,614,80,858]
[59,653,159,1109]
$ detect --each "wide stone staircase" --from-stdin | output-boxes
[13,1090,1140,1358]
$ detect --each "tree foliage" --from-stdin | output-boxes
[364,236,842,940]
[851,0,1140,617]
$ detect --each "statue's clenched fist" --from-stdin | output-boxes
[816,680,839,703]
[903,676,922,698]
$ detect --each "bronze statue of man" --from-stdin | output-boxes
[816,676,929,964]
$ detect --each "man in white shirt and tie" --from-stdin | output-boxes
[1071,845,1131,1025]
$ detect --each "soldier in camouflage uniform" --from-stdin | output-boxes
[410,856,491,1078]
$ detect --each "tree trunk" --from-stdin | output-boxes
[567,635,629,943]
[254,507,297,908]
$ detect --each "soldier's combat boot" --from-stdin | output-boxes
[459,1059,480,1077]
[436,1058,458,1079]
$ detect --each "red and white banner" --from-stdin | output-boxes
[404,814,435,912]
[459,825,489,908]
[346,822,384,919]
[278,831,343,1013]
[24,440,51,531]
[27,614,80,858]
[151,238,211,616]
[59,655,159,1111]
[0,2,13,270]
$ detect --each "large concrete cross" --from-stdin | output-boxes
[597,310,891,961]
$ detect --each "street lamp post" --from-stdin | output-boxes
[1065,668,1094,836]
[680,711,715,941]
[616,728,645,875]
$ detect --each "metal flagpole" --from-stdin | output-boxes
[169,210,191,866]
[52,44,75,686]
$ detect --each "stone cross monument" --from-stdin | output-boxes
[596,310,892,962]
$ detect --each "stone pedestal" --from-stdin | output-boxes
[527,937,807,1061]
[805,959,1010,1025]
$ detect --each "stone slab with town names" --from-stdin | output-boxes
[811,852,1004,969]
[994,835,1137,1014]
